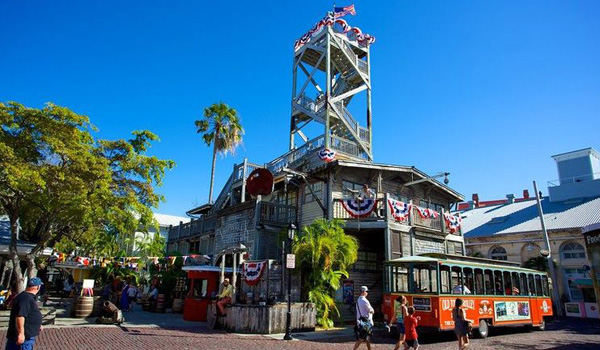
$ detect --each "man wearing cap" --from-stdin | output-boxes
[5,277,44,350]
[353,286,374,350]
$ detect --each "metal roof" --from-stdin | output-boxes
[385,254,540,274]
[461,196,600,238]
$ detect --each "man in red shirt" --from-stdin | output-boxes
[403,306,419,350]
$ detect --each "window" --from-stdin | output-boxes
[304,182,323,204]
[490,246,508,261]
[412,264,438,293]
[561,242,586,260]
[386,265,409,293]
[419,200,445,212]
[353,251,378,271]
[448,242,464,255]
[342,180,363,197]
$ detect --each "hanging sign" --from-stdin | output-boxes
[243,261,267,285]
[286,254,296,269]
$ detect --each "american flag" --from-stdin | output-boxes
[334,4,356,18]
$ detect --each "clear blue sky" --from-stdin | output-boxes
[2,1,599,216]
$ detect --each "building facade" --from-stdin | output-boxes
[461,148,600,319]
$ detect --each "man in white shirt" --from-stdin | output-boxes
[353,286,374,350]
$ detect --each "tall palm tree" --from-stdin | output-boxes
[195,102,244,204]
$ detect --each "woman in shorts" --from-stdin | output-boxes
[390,295,408,350]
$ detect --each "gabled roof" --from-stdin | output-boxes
[335,160,464,201]
[461,196,600,238]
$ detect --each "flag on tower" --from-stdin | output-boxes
[334,4,356,18]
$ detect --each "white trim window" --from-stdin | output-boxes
[561,242,586,260]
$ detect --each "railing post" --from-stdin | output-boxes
[441,208,446,234]
[409,200,414,227]
[241,158,248,203]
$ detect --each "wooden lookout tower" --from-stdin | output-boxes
[290,13,375,162]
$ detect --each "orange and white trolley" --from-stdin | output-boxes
[382,254,553,338]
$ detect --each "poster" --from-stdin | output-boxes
[413,297,432,312]
[583,227,600,313]
[343,280,354,304]
[494,301,530,321]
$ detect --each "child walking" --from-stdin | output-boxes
[403,306,419,350]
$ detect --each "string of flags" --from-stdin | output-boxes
[294,8,376,51]
[416,206,439,219]
[49,253,213,269]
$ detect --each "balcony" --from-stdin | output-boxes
[168,214,216,242]
[258,202,297,227]
[332,194,462,235]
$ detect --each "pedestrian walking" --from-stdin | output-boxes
[5,277,44,350]
[390,295,408,350]
[127,282,138,311]
[403,306,419,350]
[352,286,374,350]
[453,298,470,350]
[119,280,130,311]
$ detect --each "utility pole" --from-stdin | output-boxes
[533,180,563,316]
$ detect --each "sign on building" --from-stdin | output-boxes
[286,254,296,269]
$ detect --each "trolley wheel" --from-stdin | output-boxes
[475,319,489,339]
[537,319,546,331]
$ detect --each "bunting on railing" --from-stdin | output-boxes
[416,206,439,219]
[388,199,412,222]
[243,261,267,286]
[294,12,376,51]
[444,212,462,233]
[342,198,376,218]
[318,148,337,162]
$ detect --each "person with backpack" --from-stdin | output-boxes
[352,286,374,350]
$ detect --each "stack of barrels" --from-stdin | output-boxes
[155,294,166,313]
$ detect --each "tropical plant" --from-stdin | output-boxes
[467,250,485,258]
[194,102,244,204]
[293,219,358,328]
[523,256,549,272]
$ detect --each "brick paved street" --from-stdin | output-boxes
[1,317,598,350]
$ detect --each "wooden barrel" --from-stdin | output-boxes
[143,298,151,311]
[75,296,94,318]
[92,296,103,316]
[155,294,166,313]
[172,298,183,313]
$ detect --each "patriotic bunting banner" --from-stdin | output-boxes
[341,198,376,218]
[294,12,376,51]
[318,148,337,162]
[416,206,439,219]
[444,213,462,233]
[243,261,267,286]
[388,199,412,222]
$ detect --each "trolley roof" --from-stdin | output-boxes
[385,253,547,274]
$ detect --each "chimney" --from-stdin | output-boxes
[506,194,515,204]
[523,189,529,199]
[472,193,479,208]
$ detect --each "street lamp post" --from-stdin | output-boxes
[283,223,296,341]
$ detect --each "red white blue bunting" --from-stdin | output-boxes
[294,12,376,51]
[318,148,337,162]
[444,213,462,233]
[388,199,412,222]
[341,198,376,218]
[243,261,267,286]
[416,206,439,219]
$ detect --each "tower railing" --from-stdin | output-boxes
[265,135,325,175]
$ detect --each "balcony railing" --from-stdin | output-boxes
[168,214,217,242]
[412,207,443,231]
[547,172,600,187]
[258,202,297,226]
[332,198,386,221]
[265,135,325,175]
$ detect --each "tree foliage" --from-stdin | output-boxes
[523,256,549,272]
[0,102,174,291]
[293,219,358,328]
[194,102,243,204]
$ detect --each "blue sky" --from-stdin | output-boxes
[1,1,599,216]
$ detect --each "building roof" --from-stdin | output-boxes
[153,213,190,228]
[461,196,600,238]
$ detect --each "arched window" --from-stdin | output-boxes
[561,242,586,260]
[490,246,507,261]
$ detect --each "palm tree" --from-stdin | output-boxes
[195,102,244,204]
[293,219,358,328]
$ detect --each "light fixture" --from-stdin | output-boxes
[288,223,296,241]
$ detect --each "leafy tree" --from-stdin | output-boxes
[467,250,485,258]
[0,102,174,292]
[293,219,358,328]
[523,256,549,272]
[194,102,243,204]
